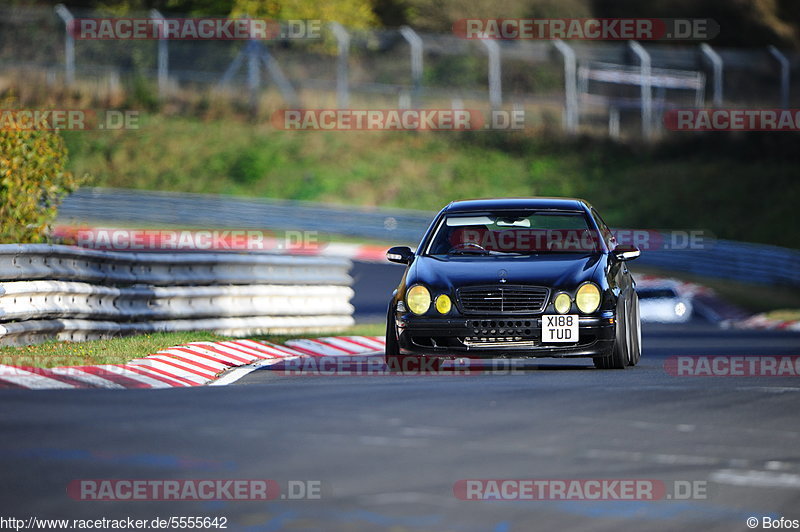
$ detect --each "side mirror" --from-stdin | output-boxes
[386,246,414,264]
[612,245,640,262]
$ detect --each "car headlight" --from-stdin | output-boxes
[406,285,431,315]
[554,292,572,314]
[576,283,601,314]
[435,294,452,314]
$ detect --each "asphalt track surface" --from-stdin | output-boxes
[1,264,799,531]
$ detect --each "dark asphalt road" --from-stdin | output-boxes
[1,324,799,531]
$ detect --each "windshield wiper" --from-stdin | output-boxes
[449,248,490,255]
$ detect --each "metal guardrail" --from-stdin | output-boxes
[58,188,800,288]
[58,187,435,244]
[0,242,352,284]
[0,244,354,345]
[636,241,800,288]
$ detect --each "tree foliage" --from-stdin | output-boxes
[0,121,83,244]
[22,0,800,47]
[230,0,377,28]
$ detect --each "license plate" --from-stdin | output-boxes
[541,315,579,343]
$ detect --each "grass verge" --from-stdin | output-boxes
[0,324,385,369]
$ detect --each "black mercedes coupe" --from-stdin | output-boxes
[385,198,642,370]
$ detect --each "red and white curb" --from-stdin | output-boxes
[0,336,386,390]
[730,315,800,332]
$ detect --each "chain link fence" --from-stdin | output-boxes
[1,5,799,137]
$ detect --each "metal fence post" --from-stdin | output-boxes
[399,26,423,107]
[553,39,578,134]
[700,43,723,107]
[609,107,620,139]
[150,9,169,99]
[54,4,75,86]
[329,22,350,109]
[247,40,261,112]
[480,37,502,109]
[398,91,410,109]
[628,41,652,140]
[768,45,790,108]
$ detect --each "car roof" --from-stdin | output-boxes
[442,197,590,213]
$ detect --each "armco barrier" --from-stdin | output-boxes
[58,188,800,288]
[0,244,354,346]
[636,240,800,288]
[58,187,434,244]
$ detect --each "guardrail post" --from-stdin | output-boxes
[399,26,423,108]
[329,22,350,109]
[54,4,75,86]
[150,9,169,99]
[700,43,723,107]
[628,41,653,140]
[553,39,578,134]
[768,45,790,108]
[480,37,502,109]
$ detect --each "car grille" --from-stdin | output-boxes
[456,285,549,315]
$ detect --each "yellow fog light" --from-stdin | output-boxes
[435,294,452,314]
[554,292,572,314]
[576,283,601,314]
[406,285,431,315]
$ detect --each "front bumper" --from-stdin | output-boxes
[395,312,616,359]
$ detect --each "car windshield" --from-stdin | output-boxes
[638,288,679,299]
[426,211,602,256]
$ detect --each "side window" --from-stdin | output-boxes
[591,209,616,249]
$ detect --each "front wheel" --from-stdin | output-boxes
[594,298,629,370]
[627,292,641,367]
[385,305,400,365]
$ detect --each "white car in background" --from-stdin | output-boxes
[636,284,693,323]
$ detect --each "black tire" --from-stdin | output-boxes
[594,297,629,369]
[385,305,401,368]
[627,292,641,367]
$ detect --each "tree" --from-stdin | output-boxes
[230,0,378,28]
[0,117,84,244]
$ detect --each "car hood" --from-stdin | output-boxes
[409,253,604,290]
